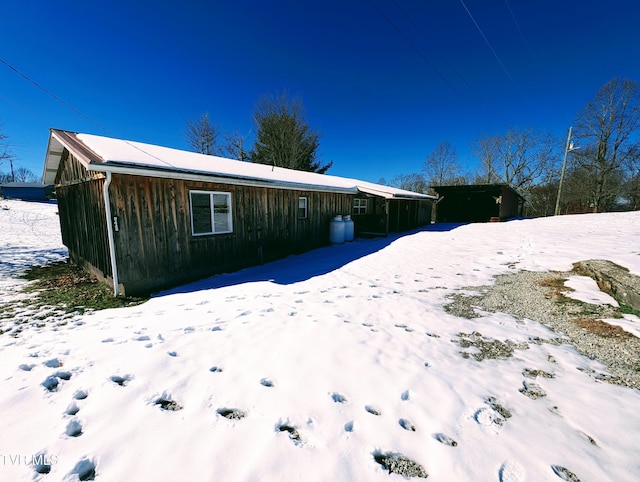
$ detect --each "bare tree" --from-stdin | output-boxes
[389,173,429,193]
[423,141,465,187]
[472,127,558,192]
[572,78,640,212]
[0,123,15,174]
[222,131,249,161]
[250,92,331,173]
[185,113,220,155]
[623,143,640,210]
[12,167,37,182]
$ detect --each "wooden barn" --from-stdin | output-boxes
[431,184,525,223]
[42,129,434,295]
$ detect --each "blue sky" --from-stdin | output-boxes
[1,0,639,184]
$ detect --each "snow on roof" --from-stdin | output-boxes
[44,130,434,199]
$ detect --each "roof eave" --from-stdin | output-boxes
[89,162,359,194]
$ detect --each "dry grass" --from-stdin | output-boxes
[570,317,634,339]
[536,274,573,299]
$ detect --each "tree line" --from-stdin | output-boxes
[2,78,638,214]
[390,77,640,215]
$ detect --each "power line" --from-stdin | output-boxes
[0,57,175,168]
[457,0,518,88]
[0,57,115,135]
[503,0,533,55]
[389,0,500,122]
[368,0,466,102]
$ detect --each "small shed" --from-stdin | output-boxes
[0,182,54,201]
[43,129,435,295]
[431,184,525,223]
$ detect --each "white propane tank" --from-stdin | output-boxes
[330,215,345,244]
[343,214,354,242]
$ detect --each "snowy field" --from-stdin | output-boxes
[1,198,639,481]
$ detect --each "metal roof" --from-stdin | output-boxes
[43,129,435,200]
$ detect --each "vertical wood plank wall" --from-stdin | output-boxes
[108,174,354,294]
[54,151,112,279]
[53,148,432,295]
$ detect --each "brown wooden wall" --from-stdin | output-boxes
[54,150,112,279]
[499,186,522,220]
[53,148,431,295]
[388,199,433,232]
[107,174,353,294]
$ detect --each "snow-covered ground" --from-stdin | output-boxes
[1,198,639,481]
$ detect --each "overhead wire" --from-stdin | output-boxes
[0,57,175,168]
[503,0,533,55]
[367,0,467,102]
[457,0,519,89]
[0,57,115,136]
[388,0,500,122]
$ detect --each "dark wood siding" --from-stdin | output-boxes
[107,175,353,294]
[54,150,111,279]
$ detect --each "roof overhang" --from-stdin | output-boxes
[42,129,433,199]
[88,161,359,194]
[357,184,436,200]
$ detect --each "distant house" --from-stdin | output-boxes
[0,182,54,201]
[43,129,435,295]
[431,184,525,223]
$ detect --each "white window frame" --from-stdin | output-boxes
[189,190,233,236]
[298,196,308,219]
[353,198,367,215]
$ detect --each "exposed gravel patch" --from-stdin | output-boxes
[445,269,640,390]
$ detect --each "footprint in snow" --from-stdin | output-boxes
[42,376,59,392]
[66,403,80,416]
[19,363,36,371]
[331,393,348,403]
[168,351,178,357]
[365,405,382,416]
[217,408,246,420]
[277,423,302,445]
[401,390,411,401]
[110,374,132,386]
[54,370,72,380]
[155,396,183,411]
[344,421,354,432]
[135,335,151,341]
[44,358,63,368]
[551,465,581,481]
[474,408,505,427]
[65,419,83,437]
[261,378,275,387]
[70,458,96,481]
[32,452,53,475]
[499,460,526,482]
[433,433,458,447]
[73,389,89,400]
[209,366,223,373]
[399,418,416,431]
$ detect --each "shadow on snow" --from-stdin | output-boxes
[158,222,466,296]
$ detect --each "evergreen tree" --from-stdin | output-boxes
[250,92,332,173]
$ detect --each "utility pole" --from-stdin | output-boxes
[554,127,573,216]
[9,158,15,182]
